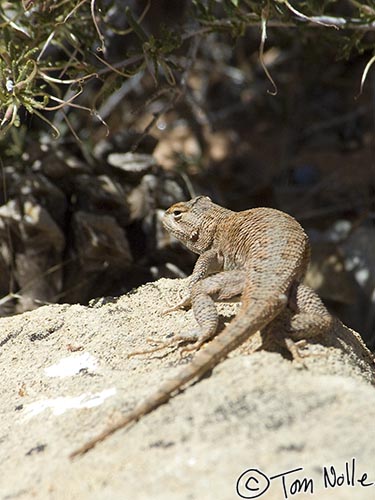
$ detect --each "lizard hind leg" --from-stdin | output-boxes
[288,282,333,339]
[276,282,334,362]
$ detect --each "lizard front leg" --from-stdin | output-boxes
[129,250,224,357]
[180,270,246,353]
[163,248,223,313]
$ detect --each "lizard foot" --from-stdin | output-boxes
[180,342,204,358]
[127,341,172,358]
[127,330,200,358]
[284,337,328,363]
[162,293,191,315]
[284,338,309,365]
[179,329,212,357]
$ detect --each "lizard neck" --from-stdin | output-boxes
[192,202,232,254]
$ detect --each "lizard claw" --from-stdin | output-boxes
[284,338,312,367]
[179,330,209,357]
[180,341,204,358]
[127,336,175,357]
[162,293,191,315]
[284,338,327,363]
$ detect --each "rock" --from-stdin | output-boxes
[0,278,374,499]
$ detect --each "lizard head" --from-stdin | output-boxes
[163,196,220,254]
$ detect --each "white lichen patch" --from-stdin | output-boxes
[22,388,116,419]
[44,353,98,377]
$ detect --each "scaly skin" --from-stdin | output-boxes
[70,196,332,458]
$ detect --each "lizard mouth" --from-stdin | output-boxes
[162,214,178,236]
[162,217,184,241]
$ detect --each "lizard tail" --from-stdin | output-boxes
[70,294,285,458]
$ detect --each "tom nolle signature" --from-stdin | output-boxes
[236,458,374,498]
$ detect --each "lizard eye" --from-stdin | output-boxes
[172,210,182,221]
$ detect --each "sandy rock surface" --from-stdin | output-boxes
[0,278,374,500]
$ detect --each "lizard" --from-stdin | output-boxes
[70,196,333,458]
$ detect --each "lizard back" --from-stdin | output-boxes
[215,207,310,287]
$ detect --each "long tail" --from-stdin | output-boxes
[70,294,286,458]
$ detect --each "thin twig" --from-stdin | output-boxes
[259,5,277,96]
[91,0,105,53]
[199,15,375,31]
[358,54,375,96]
[279,0,339,29]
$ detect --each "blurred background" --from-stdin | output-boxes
[0,1,374,348]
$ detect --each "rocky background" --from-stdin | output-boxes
[0,1,374,350]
